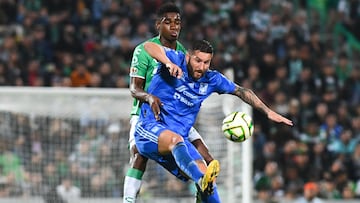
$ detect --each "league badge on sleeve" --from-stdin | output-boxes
[130,67,138,76]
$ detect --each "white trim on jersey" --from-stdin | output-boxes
[137,125,158,143]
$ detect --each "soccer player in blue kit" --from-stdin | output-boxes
[134,40,293,202]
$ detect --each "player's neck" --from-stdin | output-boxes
[159,38,177,50]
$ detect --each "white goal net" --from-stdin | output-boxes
[0,87,252,203]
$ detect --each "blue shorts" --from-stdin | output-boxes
[135,121,202,181]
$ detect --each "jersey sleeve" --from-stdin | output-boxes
[129,44,153,79]
[164,47,186,70]
[213,72,236,94]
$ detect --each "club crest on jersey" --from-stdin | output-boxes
[151,126,160,133]
[199,83,208,95]
[130,67,138,75]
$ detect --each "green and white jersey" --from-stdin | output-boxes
[129,36,186,116]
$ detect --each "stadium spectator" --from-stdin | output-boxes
[103,122,125,177]
[84,167,117,198]
[254,161,280,193]
[309,141,333,181]
[27,171,49,197]
[50,150,68,179]
[47,120,75,155]
[68,140,97,176]
[297,118,325,144]
[12,135,28,165]
[295,182,323,203]
[78,125,105,153]
[43,162,61,190]
[342,67,360,107]
[328,129,358,155]
[56,175,81,201]
[70,60,92,87]
[318,174,341,199]
[97,62,117,88]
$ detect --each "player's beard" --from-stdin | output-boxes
[187,62,203,80]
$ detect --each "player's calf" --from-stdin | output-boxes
[123,147,148,203]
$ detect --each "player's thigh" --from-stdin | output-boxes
[135,122,176,157]
[134,121,162,159]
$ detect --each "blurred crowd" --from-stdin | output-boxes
[0,112,129,201]
[0,0,359,202]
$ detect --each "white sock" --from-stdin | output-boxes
[123,176,142,203]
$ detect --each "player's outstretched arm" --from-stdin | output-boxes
[144,42,183,79]
[232,85,293,126]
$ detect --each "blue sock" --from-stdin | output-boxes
[200,184,220,203]
[172,142,203,183]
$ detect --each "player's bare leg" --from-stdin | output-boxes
[130,145,148,172]
[192,139,213,165]
[188,127,214,165]
[123,145,148,203]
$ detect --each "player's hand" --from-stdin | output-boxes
[267,111,293,126]
[146,94,162,121]
[165,62,183,79]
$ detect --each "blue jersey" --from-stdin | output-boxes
[139,47,236,138]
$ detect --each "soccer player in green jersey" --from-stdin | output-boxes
[123,3,213,202]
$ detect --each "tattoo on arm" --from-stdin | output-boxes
[233,86,270,115]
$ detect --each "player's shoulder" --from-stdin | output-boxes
[148,36,162,44]
[205,69,221,78]
[134,36,160,50]
[203,69,229,82]
[176,41,187,53]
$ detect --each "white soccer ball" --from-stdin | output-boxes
[222,111,254,142]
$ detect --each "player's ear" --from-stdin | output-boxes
[155,21,160,31]
[185,53,191,63]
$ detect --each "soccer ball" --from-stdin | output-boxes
[222,111,254,142]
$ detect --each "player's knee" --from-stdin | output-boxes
[159,131,184,152]
[134,153,147,162]
[130,145,139,156]
[166,135,184,151]
[171,135,184,145]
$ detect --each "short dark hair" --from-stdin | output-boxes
[192,40,213,54]
[156,2,181,18]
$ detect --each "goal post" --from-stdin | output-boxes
[221,67,254,203]
[198,66,254,203]
[0,86,253,203]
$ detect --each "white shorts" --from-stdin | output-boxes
[128,115,139,150]
[128,115,205,150]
